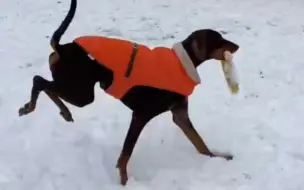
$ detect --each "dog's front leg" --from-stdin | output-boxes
[18,75,73,122]
[116,111,156,185]
[171,99,233,160]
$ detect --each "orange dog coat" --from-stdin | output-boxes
[74,36,201,99]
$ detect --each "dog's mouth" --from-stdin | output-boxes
[210,39,239,61]
[220,41,239,61]
[222,39,239,54]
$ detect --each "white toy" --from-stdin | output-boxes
[221,51,239,94]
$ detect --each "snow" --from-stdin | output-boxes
[1,0,304,189]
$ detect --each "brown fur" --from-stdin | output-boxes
[18,0,240,185]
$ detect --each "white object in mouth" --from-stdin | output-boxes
[221,51,239,94]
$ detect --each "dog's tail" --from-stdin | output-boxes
[50,0,77,52]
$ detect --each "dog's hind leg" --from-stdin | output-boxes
[171,98,233,160]
[18,75,73,122]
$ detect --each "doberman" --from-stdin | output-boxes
[18,0,239,185]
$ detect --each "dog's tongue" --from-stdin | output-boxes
[221,51,239,94]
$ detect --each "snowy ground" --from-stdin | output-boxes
[1,0,304,189]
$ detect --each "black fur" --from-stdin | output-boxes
[50,0,77,51]
[19,0,240,185]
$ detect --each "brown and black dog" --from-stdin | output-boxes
[18,0,239,185]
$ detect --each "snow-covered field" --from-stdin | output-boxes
[1,0,304,189]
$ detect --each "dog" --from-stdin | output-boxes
[18,0,239,185]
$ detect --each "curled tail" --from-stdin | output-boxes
[50,0,77,52]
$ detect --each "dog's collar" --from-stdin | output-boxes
[172,42,201,84]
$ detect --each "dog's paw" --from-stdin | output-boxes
[116,165,128,186]
[223,155,233,161]
[211,152,233,161]
[19,102,35,116]
[60,111,74,122]
[120,172,128,186]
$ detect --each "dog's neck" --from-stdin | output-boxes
[172,42,201,84]
[181,38,206,68]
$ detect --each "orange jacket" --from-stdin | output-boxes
[74,36,199,99]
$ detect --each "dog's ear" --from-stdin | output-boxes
[189,30,218,61]
[191,39,207,61]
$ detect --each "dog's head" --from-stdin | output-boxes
[183,29,239,66]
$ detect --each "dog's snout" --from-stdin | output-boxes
[226,41,239,53]
[231,42,239,53]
